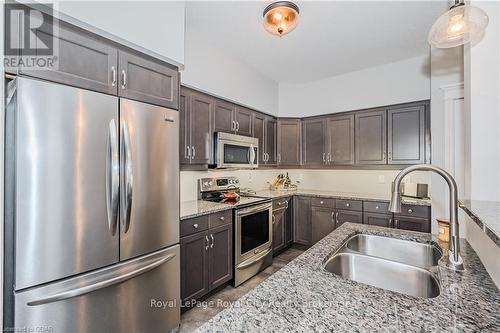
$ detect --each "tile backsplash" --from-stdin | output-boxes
[180,169,431,202]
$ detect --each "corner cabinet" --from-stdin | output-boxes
[180,87,213,166]
[293,196,312,246]
[272,197,293,254]
[277,119,301,166]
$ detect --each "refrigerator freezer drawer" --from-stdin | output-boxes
[13,245,180,333]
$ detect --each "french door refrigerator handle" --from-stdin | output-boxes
[26,253,176,306]
[106,119,119,236]
[121,121,133,234]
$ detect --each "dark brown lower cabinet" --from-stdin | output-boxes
[284,199,293,247]
[293,196,312,246]
[181,217,232,304]
[272,208,286,252]
[394,215,431,233]
[335,209,363,228]
[363,212,392,228]
[180,231,209,303]
[311,206,335,243]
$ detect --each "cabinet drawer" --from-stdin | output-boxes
[311,197,334,208]
[399,204,430,218]
[336,199,362,211]
[209,210,232,228]
[363,212,392,228]
[273,197,291,210]
[363,201,390,213]
[180,215,209,237]
[394,216,431,233]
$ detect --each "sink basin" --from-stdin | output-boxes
[346,234,442,269]
[324,252,441,298]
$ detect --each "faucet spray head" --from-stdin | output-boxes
[388,182,402,213]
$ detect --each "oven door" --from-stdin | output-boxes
[235,202,273,264]
[216,133,258,168]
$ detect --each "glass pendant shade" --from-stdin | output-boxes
[428,4,489,48]
[263,1,299,37]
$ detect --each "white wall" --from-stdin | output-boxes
[465,0,500,202]
[181,32,279,116]
[52,1,185,66]
[278,55,431,117]
[180,169,430,202]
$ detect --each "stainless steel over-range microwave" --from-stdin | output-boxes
[213,132,258,169]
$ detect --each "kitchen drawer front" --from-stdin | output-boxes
[363,212,392,228]
[363,201,390,213]
[273,197,291,210]
[399,204,430,218]
[180,215,209,237]
[209,210,233,228]
[311,197,335,208]
[336,210,363,227]
[336,199,362,211]
[394,216,431,233]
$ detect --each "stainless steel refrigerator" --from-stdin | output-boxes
[4,77,180,332]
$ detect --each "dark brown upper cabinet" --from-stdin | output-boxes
[213,99,235,133]
[118,50,179,109]
[355,109,387,165]
[277,119,301,166]
[387,105,426,164]
[213,99,254,137]
[235,106,254,136]
[302,118,327,167]
[180,87,213,165]
[19,17,118,95]
[327,114,355,165]
[254,113,277,165]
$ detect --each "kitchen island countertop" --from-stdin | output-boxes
[196,223,499,332]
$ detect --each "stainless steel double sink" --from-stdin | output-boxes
[324,234,442,298]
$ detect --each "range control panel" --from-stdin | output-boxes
[198,177,240,193]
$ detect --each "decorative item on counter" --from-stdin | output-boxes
[270,172,298,191]
[437,218,450,242]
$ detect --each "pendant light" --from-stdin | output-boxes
[263,1,300,37]
[428,0,489,48]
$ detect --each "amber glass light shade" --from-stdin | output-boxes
[263,1,299,37]
[428,3,489,48]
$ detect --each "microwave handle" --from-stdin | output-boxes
[248,144,256,166]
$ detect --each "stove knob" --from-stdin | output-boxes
[208,181,213,186]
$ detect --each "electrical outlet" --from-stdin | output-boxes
[378,175,385,184]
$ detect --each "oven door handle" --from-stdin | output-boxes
[236,202,272,216]
[236,247,272,269]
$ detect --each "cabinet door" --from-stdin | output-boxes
[265,117,278,165]
[235,106,253,136]
[208,224,233,291]
[181,231,209,303]
[284,199,294,246]
[312,207,335,244]
[272,208,286,253]
[277,119,301,166]
[327,114,355,165]
[118,50,179,109]
[20,18,118,95]
[190,91,213,165]
[213,99,235,133]
[293,196,312,245]
[394,216,431,233]
[388,105,426,164]
[336,210,363,228]
[302,119,326,166]
[253,113,266,163]
[363,212,392,228]
[179,88,191,164]
[355,110,387,165]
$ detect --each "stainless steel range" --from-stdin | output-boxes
[198,177,273,286]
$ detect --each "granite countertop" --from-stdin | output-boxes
[255,189,431,206]
[180,200,232,220]
[460,200,500,247]
[197,223,499,332]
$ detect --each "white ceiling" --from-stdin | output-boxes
[186,1,448,83]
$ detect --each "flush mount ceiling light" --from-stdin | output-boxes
[263,1,300,37]
[428,0,489,48]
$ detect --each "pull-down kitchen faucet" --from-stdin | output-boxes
[389,164,464,271]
